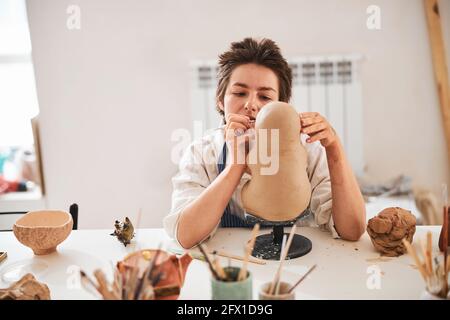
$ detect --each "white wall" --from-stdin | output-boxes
[26,0,450,228]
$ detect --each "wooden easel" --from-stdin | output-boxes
[424,0,450,167]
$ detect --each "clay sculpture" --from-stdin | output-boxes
[0,273,51,300]
[241,102,312,221]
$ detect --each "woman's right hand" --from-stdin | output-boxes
[224,113,255,166]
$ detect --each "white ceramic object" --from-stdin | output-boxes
[13,210,73,255]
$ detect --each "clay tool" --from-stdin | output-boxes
[287,264,317,294]
[403,235,449,297]
[134,243,162,299]
[168,247,205,261]
[402,239,428,280]
[168,247,266,265]
[198,243,221,280]
[213,249,266,265]
[79,270,102,298]
[269,234,286,295]
[439,184,449,252]
[439,184,449,294]
[238,223,260,281]
[0,252,7,264]
[213,255,227,280]
[426,232,433,276]
[274,225,297,295]
[93,270,117,300]
[419,238,431,277]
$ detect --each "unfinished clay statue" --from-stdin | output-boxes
[367,207,416,257]
[241,102,312,221]
[0,273,51,300]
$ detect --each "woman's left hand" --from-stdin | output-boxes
[299,112,338,148]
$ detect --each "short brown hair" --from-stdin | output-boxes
[216,38,292,118]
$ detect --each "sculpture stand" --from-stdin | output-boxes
[245,212,312,260]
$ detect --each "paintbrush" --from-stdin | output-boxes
[126,266,139,300]
[403,235,450,298]
[269,225,297,295]
[93,270,117,300]
[213,249,266,265]
[151,271,164,286]
[168,247,266,265]
[140,245,162,285]
[419,238,431,277]
[238,223,260,281]
[268,234,286,295]
[212,251,226,280]
[287,264,317,294]
[79,270,102,298]
[133,268,147,300]
[427,232,433,276]
[439,185,448,252]
[198,243,221,280]
[444,239,449,297]
[134,244,163,299]
[402,238,428,280]
[274,225,297,295]
[439,185,449,295]
[112,267,122,299]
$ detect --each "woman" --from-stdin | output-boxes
[164,38,366,249]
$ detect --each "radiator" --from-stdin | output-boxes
[190,55,364,175]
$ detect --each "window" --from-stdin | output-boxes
[0,0,42,198]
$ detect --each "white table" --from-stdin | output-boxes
[0,226,440,300]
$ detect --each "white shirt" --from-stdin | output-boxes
[163,126,339,247]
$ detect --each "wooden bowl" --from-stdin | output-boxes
[13,210,73,255]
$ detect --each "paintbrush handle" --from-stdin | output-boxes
[269,234,287,295]
[271,225,297,295]
[438,207,449,252]
[288,264,317,294]
[93,270,117,300]
[238,224,260,281]
[198,244,221,280]
[214,250,266,265]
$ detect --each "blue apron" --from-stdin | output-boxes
[217,143,255,228]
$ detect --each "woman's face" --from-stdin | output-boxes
[219,63,279,122]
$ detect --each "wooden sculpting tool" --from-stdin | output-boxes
[198,244,221,280]
[168,247,266,265]
[238,223,260,281]
[269,225,297,295]
[288,264,317,294]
